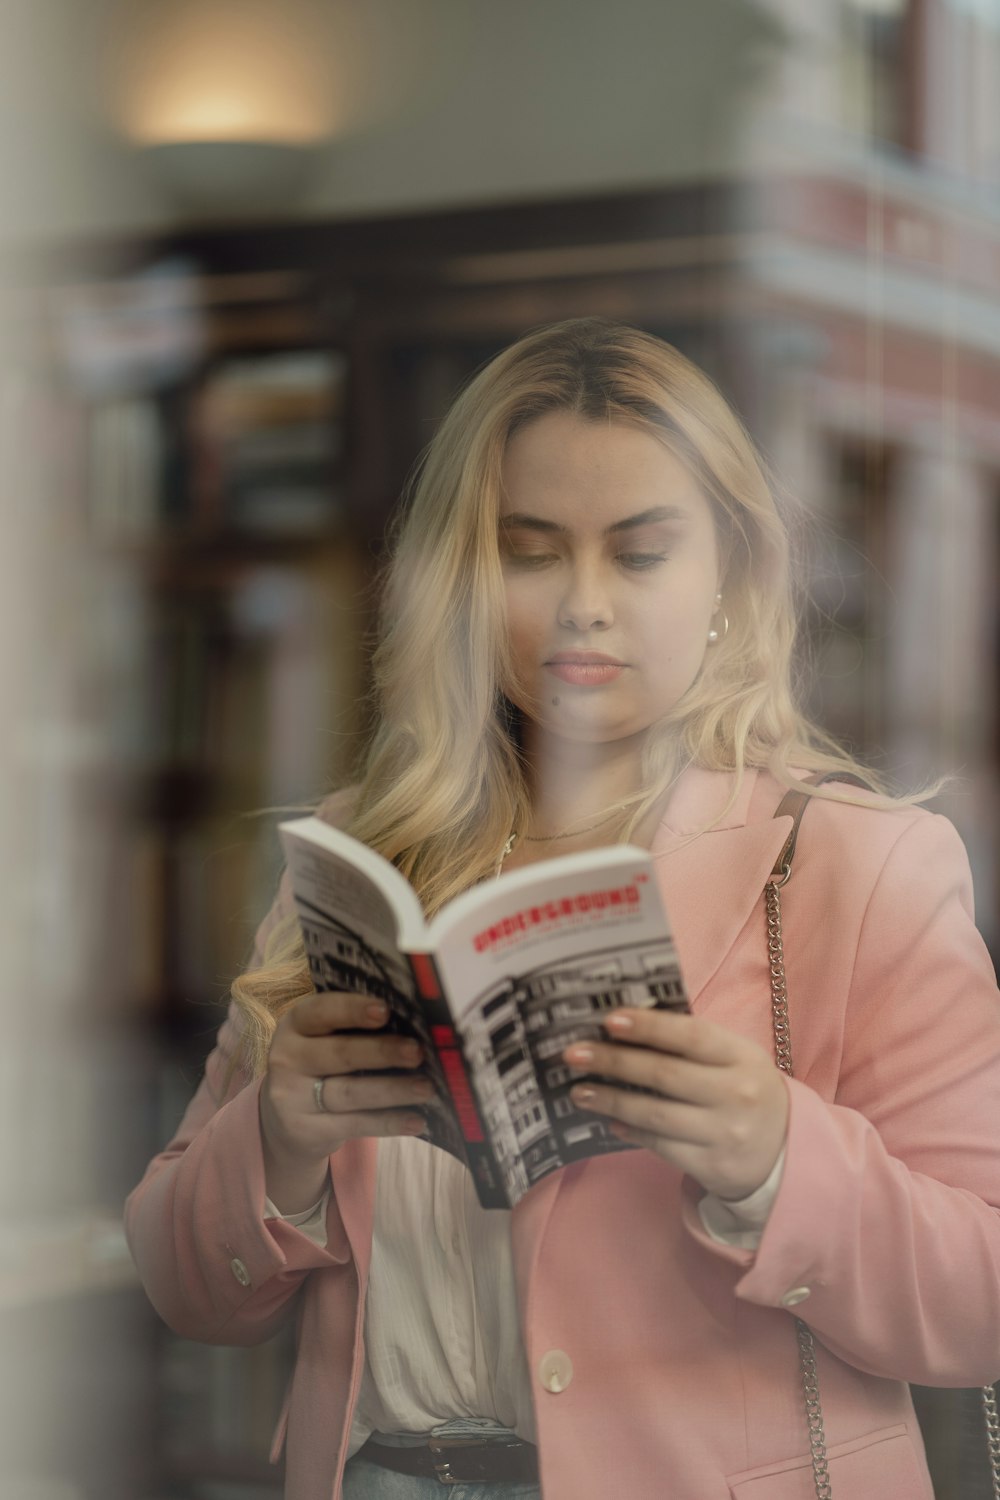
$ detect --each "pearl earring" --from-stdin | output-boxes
[707,593,729,645]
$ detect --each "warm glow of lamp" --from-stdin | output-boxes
[116,3,336,147]
[135,91,322,147]
[111,3,338,216]
[128,75,334,149]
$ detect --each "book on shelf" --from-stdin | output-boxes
[193,350,348,535]
[87,397,164,543]
[278,817,690,1210]
[146,567,314,785]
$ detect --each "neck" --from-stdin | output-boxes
[521,727,644,840]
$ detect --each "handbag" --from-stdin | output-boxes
[767,773,1000,1500]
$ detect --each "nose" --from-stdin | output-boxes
[556,561,613,632]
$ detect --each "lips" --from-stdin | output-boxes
[544,651,626,687]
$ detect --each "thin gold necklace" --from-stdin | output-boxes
[494,759,690,880]
[495,802,630,879]
[522,801,630,842]
[495,832,517,879]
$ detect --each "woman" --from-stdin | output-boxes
[126,319,1000,1500]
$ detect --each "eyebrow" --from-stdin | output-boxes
[500,505,689,535]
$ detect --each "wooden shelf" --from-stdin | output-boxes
[101,527,353,577]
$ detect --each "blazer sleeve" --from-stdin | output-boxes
[123,857,352,1347]
[683,810,1000,1387]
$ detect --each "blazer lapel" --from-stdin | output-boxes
[649,767,792,1005]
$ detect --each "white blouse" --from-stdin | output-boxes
[263,1137,783,1453]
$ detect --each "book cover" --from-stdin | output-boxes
[279,816,689,1208]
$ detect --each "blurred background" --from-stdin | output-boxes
[0,0,997,1496]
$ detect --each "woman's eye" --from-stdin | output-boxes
[503,549,558,569]
[617,551,669,571]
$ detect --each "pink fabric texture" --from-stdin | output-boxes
[124,769,1000,1499]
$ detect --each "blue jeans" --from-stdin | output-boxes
[341,1457,541,1500]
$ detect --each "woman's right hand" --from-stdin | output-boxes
[259,992,433,1213]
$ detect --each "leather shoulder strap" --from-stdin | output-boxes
[770,770,873,886]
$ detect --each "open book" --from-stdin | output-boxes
[278,816,690,1209]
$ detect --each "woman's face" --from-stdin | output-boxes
[499,410,721,753]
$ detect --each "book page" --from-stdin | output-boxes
[278,816,426,944]
[429,848,688,1206]
[279,820,408,959]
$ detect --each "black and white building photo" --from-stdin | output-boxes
[462,939,685,1200]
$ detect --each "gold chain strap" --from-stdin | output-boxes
[767,847,1000,1500]
[982,1382,1000,1499]
[795,1321,834,1499]
[765,877,833,1500]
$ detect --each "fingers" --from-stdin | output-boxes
[327,1109,429,1140]
[262,1058,434,1153]
[568,1082,713,1144]
[562,1011,791,1198]
[600,1008,741,1065]
[263,992,439,1160]
[314,1069,436,1115]
[564,1036,720,1106]
[291,992,391,1036]
[307,1031,424,1078]
[277,993,425,1077]
[562,1009,746,1107]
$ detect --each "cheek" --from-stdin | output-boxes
[641,592,715,678]
[649,588,712,639]
[503,584,546,655]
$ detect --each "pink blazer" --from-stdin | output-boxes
[124,768,1000,1499]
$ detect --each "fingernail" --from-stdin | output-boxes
[401,1039,422,1063]
[366,1002,389,1022]
[565,1045,594,1066]
[571,1085,596,1105]
[605,1013,634,1032]
[406,1116,427,1134]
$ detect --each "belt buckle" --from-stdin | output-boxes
[428,1437,484,1486]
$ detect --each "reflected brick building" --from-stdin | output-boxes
[734,0,1000,955]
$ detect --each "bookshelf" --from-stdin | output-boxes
[9,266,371,1497]
[110,331,363,1496]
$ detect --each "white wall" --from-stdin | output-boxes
[0,0,775,246]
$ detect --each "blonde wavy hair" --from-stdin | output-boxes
[230,316,917,1076]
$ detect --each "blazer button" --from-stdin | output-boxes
[230,1257,251,1287]
[538,1349,573,1393]
[781,1285,811,1307]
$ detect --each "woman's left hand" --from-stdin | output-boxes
[563,1009,789,1201]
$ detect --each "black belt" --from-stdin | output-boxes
[356,1434,539,1486]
